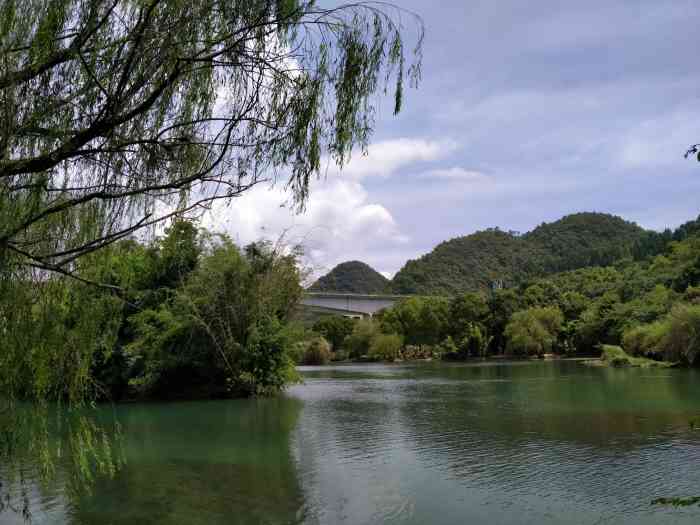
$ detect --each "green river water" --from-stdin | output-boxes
[5,360,700,524]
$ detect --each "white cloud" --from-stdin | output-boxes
[202,177,409,279]
[422,167,488,181]
[197,135,461,278]
[326,138,458,179]
[616,110,700,169]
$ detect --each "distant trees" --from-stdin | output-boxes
[345,319,382,359]
[369,333,403,361]
[303,217,700,366]
[390,213,652,295]
[300,337,332,366]
[623,304,700,365]
[313,316,355,352]
[380,296,449,349]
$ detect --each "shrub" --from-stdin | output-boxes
[660,304,700,365]
[344,319,381,358]
[440,324,489,359]
[368,333,403,361]
[598,344,672,368]
[622,321,668,358]
[504,306,564,357]
[685,286,700,304]
[301,337,332,365]
[312,316,355,351]
[436,336,459,359]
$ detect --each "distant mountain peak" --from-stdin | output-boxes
[309,261,390,294]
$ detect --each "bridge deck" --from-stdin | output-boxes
[300,292,408,317]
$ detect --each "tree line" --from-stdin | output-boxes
[2,221,306,403]
[308,231,700,365]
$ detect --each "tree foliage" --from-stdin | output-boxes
[299,336,332,365]
[391,213,651,295]
[312,315,355,351]
[368,333,403,361]
[344,318,381,359]
[504,307,564,357]
[0,0,423,278]
[2,221,305,402]
[309,260,390,294]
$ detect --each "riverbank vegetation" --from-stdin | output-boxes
[4,221,305,402]
[588,345,675,368]
[304,221,700,366]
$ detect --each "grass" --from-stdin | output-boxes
[585,345,675,368]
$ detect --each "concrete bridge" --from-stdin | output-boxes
[300,292,407,318]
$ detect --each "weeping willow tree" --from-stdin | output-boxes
[0,1,423,518]
[0,0,422,278]
[0,0,425,406]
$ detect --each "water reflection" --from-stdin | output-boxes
[3,361,700,525]
[2,398,306,525]
[291,361,700,524]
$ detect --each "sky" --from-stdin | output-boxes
[204,0,700,279]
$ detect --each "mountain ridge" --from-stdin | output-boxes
[310,211,700,296]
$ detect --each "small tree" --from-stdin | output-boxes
[661,304,700,365]
[505,307,564,357]
[313,316,355,352]
[300,336,332,366]
[368,333,403,362]
[344,318,381,359]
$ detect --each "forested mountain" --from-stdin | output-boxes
[392,213,653,295]
[309,261,390,294]
[391,229,547,295]
[311,212,700,297]
[525,212,647,272]
[362,231,700,364]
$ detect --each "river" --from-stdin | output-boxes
[5,360,700,524]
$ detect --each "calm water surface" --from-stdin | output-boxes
[7,360,700,524]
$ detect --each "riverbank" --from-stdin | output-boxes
[584,345,676,368]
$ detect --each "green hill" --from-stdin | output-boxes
[391,212,649,295]
[309,261,390,294]
[525,212,647,272]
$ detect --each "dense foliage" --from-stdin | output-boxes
[504,307,564,357]
[2,221,304,402]
[312,315,355,351]
[298,336,332,365]
[309,261,390,294]
[0,0,423,276]
[391,212,653,295]
[321,213,700,366]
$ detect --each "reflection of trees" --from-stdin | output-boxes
[2,398,305,525]
[393,361,700,513]
[69,397,305,525]
[291,361,700,521]
[1,405,124,523]
[397,361,700,447]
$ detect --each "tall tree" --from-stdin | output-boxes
[0,0,423,280]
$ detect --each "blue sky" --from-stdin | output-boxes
[207,0,700,279]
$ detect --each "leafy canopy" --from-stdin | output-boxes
[0,0,423,279]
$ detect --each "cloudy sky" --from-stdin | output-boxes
[206,0,700,279]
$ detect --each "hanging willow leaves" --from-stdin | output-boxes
[0,0,423,278]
